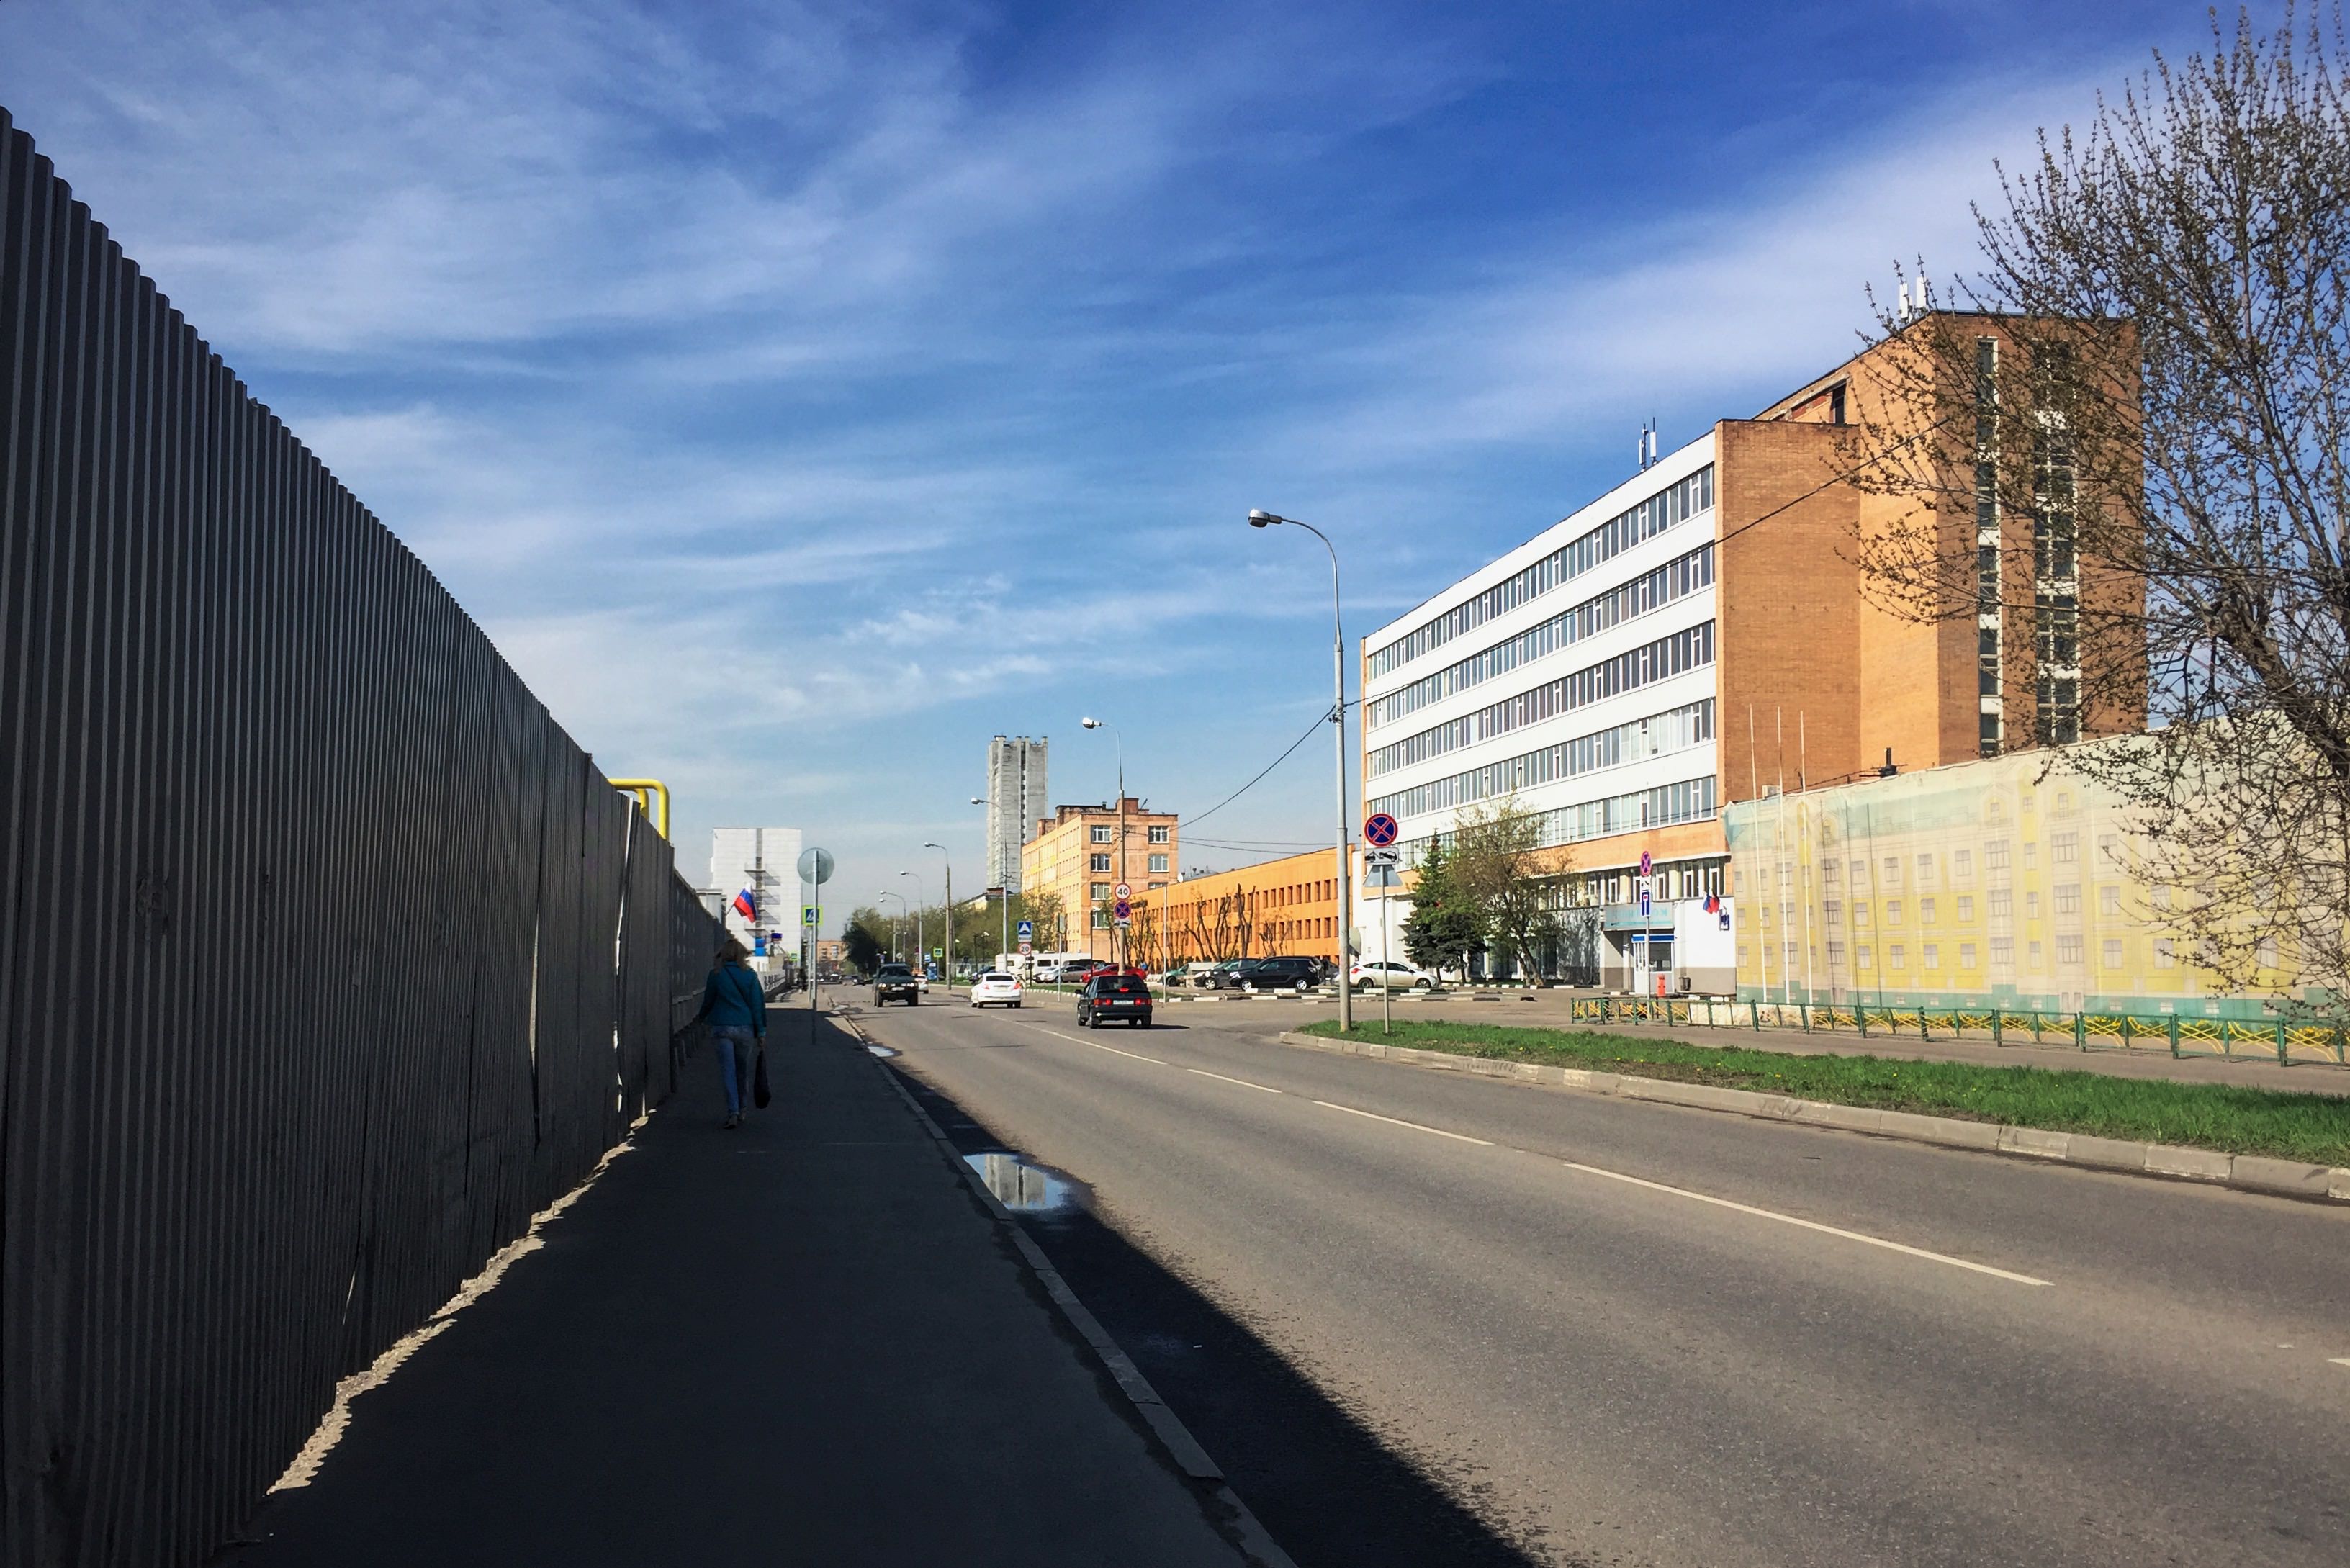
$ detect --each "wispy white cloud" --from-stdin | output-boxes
[0,0,2187,901]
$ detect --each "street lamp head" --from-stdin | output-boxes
[923,841,943,850]
[1247,508,1278,528]
[969,796,983,805]
[1081,716,1102,729]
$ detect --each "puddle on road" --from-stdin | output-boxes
[963,1150,1089,1215]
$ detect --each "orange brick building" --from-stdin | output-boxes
[1020,798,1177,964]
[1132,848,1343,971]
[1359,313,2140,992]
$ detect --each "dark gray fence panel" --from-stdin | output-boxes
[0,109,721,1568]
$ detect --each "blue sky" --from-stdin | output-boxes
[0,0,2233,928]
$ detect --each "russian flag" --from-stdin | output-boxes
[1703,893,1721,914]
[732,887,757,921]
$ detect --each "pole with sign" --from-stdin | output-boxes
[1362,845,1403,1035]
[798,847,834,1011]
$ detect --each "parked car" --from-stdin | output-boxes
[970,971,1023,1007]
[1156,963,1202,988]
[872,963,920,1006]
[1203,959,1259,991]
[1076,972,1154,1028]
[1350,958,1436,990]
[1238,955,1325,993]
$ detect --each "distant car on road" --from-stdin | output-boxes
[970,971,1023,1007]
[1076,972,1153,1029]
[1351,959,1436,990]
[872,963,921,1006]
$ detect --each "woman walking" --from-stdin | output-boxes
[695,940,767,1128]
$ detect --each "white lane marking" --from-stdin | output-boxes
[2330,1357,2350,1369]
[996,1009,2043,1288]
[1312,1100,1493,1145]
[1556,1159,2053,1287]
[1007,1017,1167,1063]
[1084,1038,1169,1065]
[1189,1068,1283,1094]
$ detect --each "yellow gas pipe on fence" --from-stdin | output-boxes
[607,778,671,839]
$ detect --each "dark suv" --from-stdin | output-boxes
[1076,973,1153,1029]
[872,963,920,1006]
[1236,955,1325,992]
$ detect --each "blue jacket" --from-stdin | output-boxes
[698,962,767,1035]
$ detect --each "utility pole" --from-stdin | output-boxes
[924,842,953,990]
[1246,511,1352,1031]
[1083,718,1126,969]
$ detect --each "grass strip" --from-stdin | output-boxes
[1297,1019,2350,1166]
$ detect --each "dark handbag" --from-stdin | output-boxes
[752,1044,772,1109]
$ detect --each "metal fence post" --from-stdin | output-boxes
[2074,1012,2087,1051]
[1991,1007,2002,1046]
[2168,1013,2180,1058]
[2276,1019,2290,1065]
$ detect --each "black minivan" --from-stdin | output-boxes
[1236,955,1324,992]
[1076,973,1154,1028]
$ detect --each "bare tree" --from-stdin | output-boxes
[1840,7,2350,1014]
[1448,796,1562,983]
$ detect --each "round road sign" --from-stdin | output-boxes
[797,846,834,885]
[1363,813,1400,847]
[1113,881,1131,899]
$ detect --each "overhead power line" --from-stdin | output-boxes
[1180,706,1334,829]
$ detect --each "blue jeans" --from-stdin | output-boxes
[712,1026,757,1114]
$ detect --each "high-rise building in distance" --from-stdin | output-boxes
[985,736,1048,893]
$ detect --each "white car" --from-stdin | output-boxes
[970,971,1024,1007]
[1350,959,1436,990]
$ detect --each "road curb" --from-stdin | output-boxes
[1272,1029,2350,1204]
[833,1010,1299,1568]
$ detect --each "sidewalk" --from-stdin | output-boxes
[217,1009,1271,1568]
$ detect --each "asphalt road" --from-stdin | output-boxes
[852,990,2350,1568]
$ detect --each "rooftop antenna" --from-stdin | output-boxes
[1637,418,1659,471]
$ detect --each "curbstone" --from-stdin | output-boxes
[2066,1135,2153,1173]
[863,1035,1295,1564]
[2230,1156,2335,1199]
[1788,1100,1883,1135]
[1616,1079,1757,1117]
[1264,1030,2344,1203]
[1876,1110,2002,1151]
[1997,1125,2072,1160]
[2143,1145,2234,1183]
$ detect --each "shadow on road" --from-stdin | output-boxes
[891,1069,1563,1568]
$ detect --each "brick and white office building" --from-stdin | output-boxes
[1356,316,2136,994]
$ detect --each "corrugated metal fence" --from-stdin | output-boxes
[0,110,721,1567]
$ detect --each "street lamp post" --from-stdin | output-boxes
[1248,509,1354,1032]
[878,890,907,962]
[923,842,953,990]
[1081,717,1125,968]
[971,796,1007,968]
[899,870,925,973]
